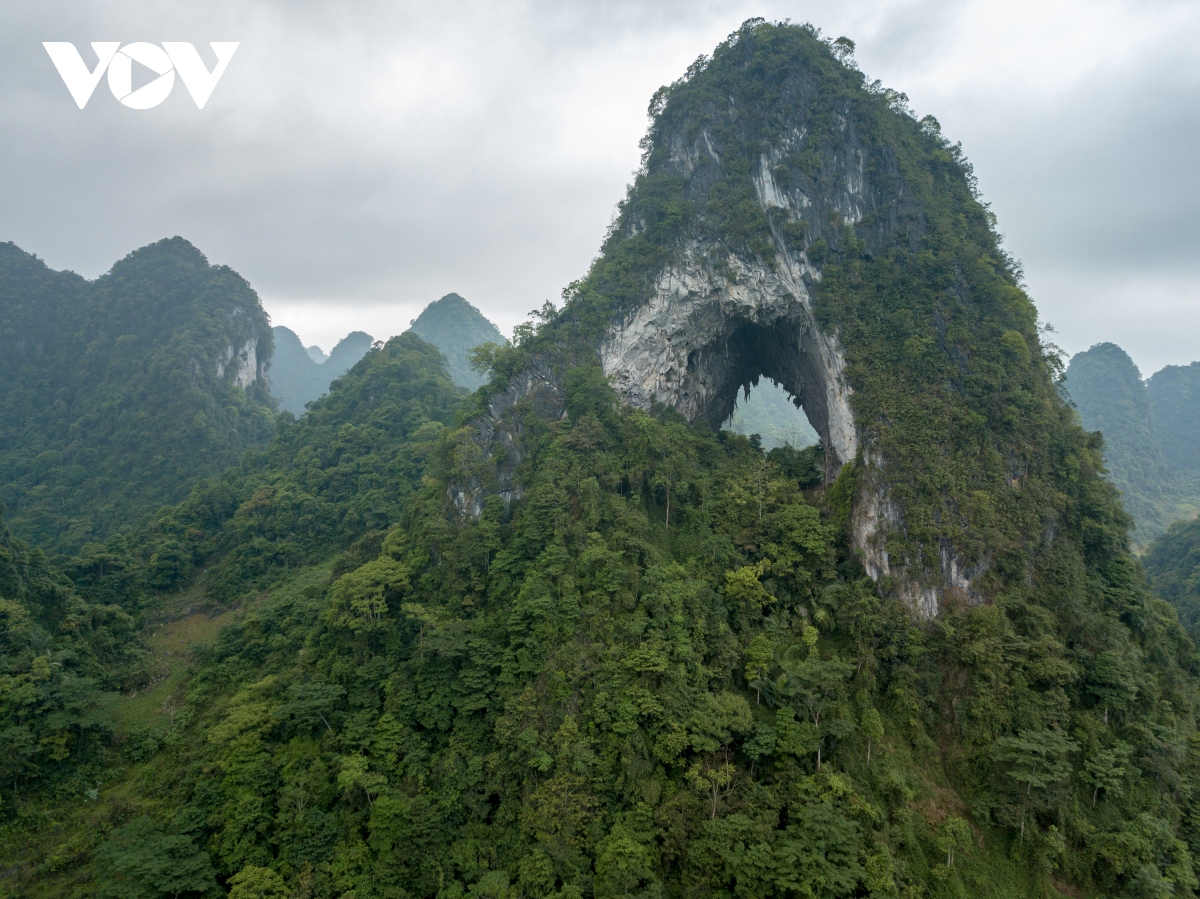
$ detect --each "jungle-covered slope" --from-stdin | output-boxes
[3,20,1200,899]
[1145,517,1200,635]
[0,238,277,553]
[408,293,506,391]
[269,327,375,417]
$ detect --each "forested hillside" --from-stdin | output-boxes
[0,238,277,553]
[3,20,1200,899]
[269,327,375,416]
[1144,517,1200,634]
[408,293,506,390]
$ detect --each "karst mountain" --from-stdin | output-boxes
[0,237,276,552]
[3,20,1200,899]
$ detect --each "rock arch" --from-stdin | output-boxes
[599,242,856,479]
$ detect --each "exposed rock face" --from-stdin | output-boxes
[451,362,565,519]
[599,240,856,478]
[216,337,261,389]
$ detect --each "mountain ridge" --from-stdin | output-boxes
[0,236,276,552]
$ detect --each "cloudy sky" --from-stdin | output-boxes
[3,0,1199,376]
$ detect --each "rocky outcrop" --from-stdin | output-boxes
[450,362,565,519]
[599,240,855,478]
[215,337,261,389]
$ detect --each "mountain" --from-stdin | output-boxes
[268,327,375,416]
[408,292,506,390]
[1148,362,1200,475]
[6,22,1200,899]
[1062,343,1175,543]
[0,237,276,553]
[1059,344,1200,544]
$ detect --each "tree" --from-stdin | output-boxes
[860,707,883,766]
[777,631,855,770]
[1083,742,1130,804]
[939,816,973,869]
[994,729,1078,838]
[91,817,217,899]
[228,866,288,899]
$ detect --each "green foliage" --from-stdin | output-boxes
[409,292,507,391]
[0,238,277,553]
[1144,516,1200,633]
[5,20,1200,899]
[91,816,217,899]
[139,331,464,602]
[0,516,145,800]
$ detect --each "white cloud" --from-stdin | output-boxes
[2,0,1198,374]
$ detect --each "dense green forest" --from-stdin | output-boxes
[270,328,375,417]
[1144,517,1200,634]
[0,238,277,553]
[1063,345,1200,545]
[3,19,1200,899]
[408,294,506,391]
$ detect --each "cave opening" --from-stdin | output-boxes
[686,316,842,477]
[723,378,819,450]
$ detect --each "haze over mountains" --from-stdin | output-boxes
[270,293,507,416]
[4,20,1200,899]
[269,327,376,417]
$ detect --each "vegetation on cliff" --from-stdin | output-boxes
[0,238,277,553]
[1145,516,1200,634]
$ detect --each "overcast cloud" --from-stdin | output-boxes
[2,0,1198,375]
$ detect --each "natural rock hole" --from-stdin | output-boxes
[723,378,819,450]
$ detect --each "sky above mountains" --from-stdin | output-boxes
[2,0,1198,374]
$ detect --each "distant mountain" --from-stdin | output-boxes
[407,293,505,389]
[724,379,819,449]
[0,237,276,552]
[1148,362,1200,474]
[1063,342,1173,542]
[270,327,374,416]
[1061,343,1200,545]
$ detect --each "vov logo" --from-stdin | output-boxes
[43,42,239,109]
